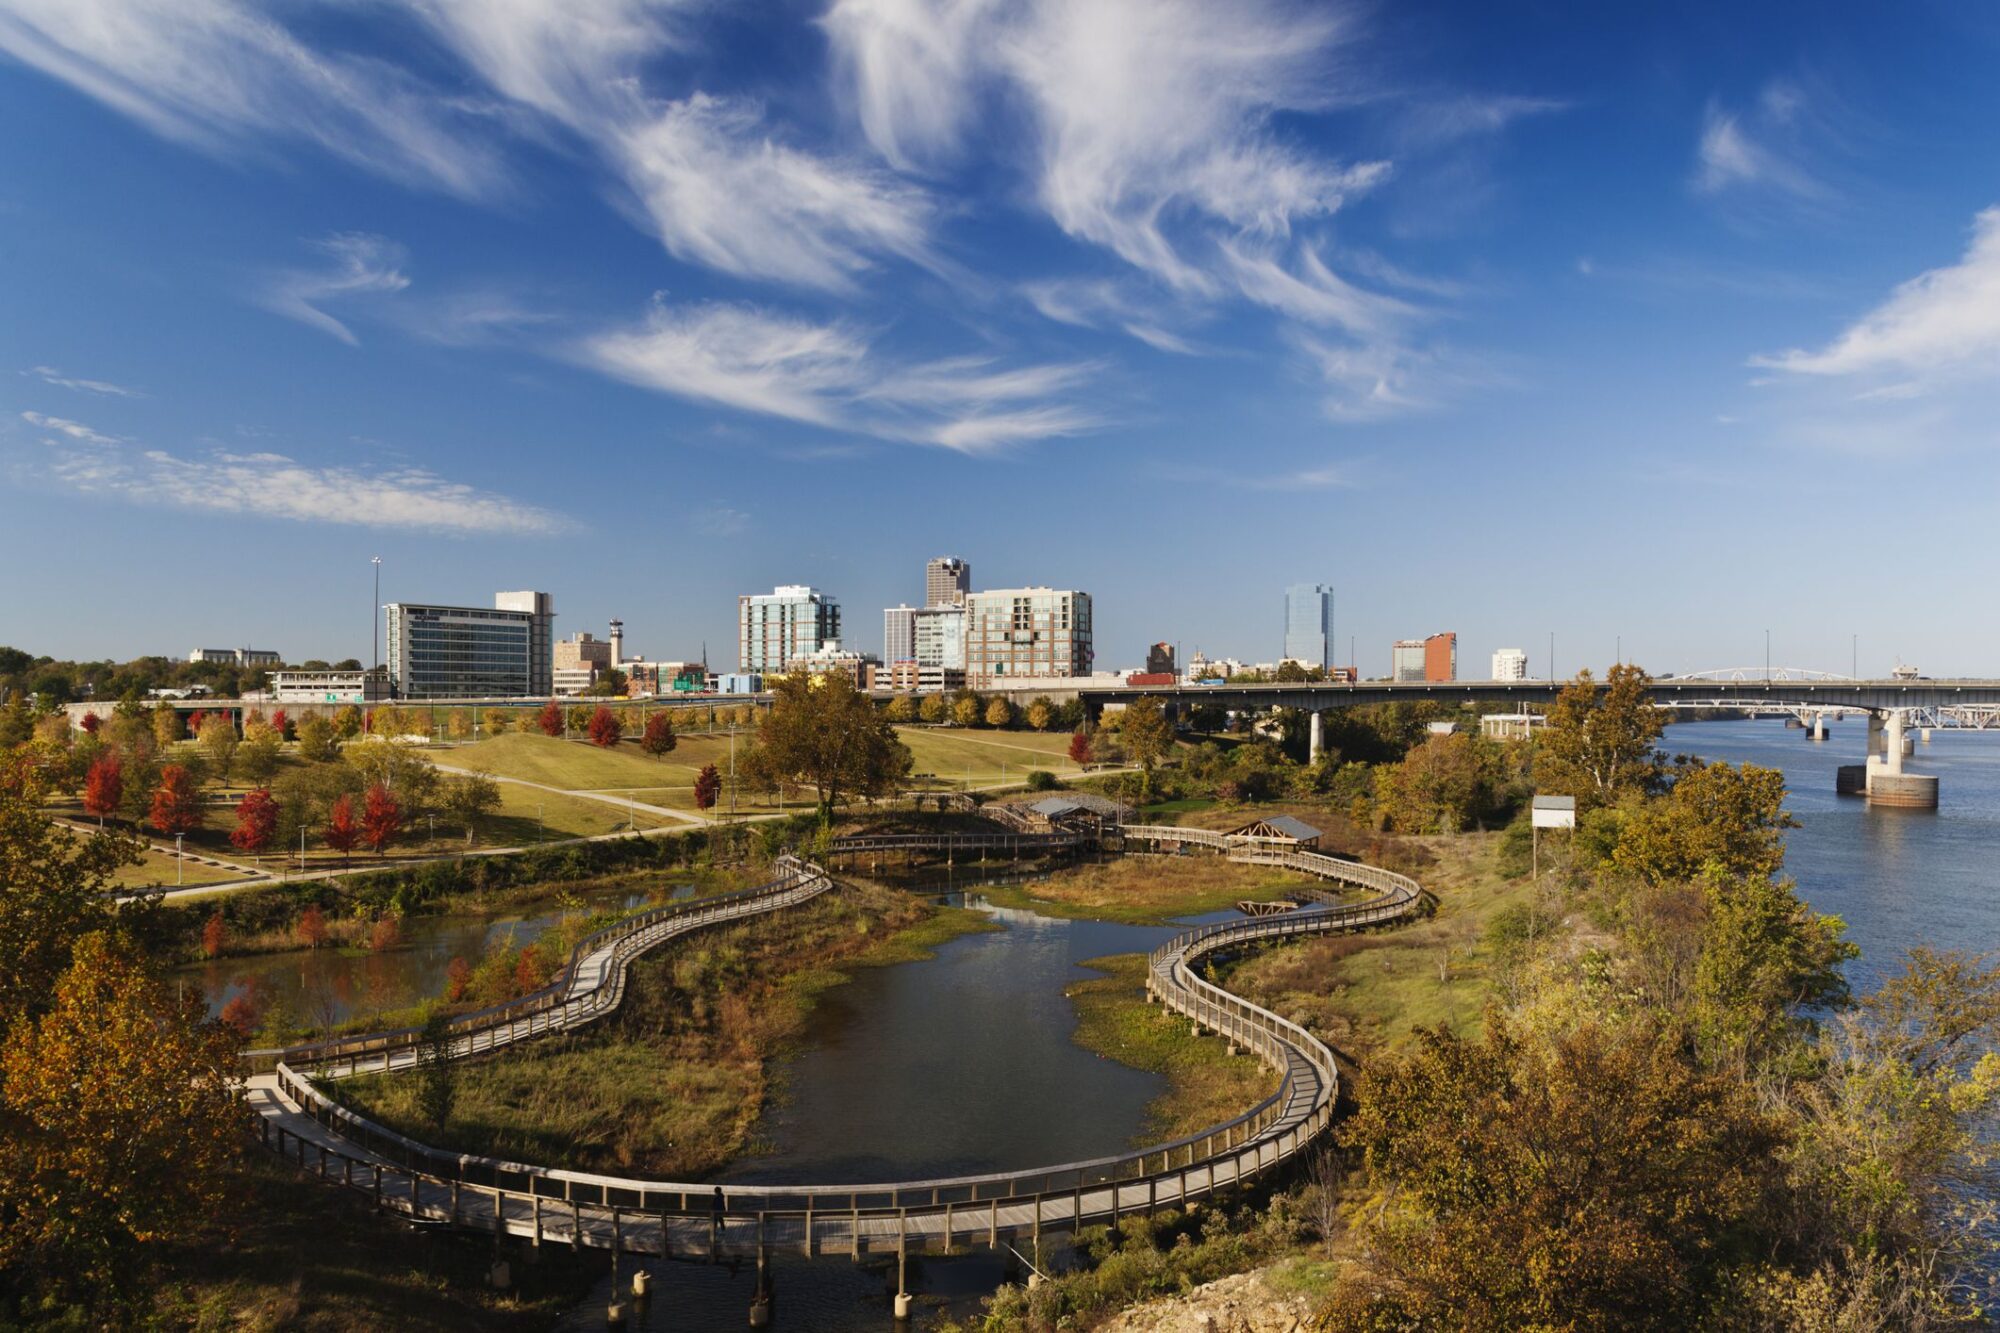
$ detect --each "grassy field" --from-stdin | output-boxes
[978,854,1337,925]
[1226,830,1530,1061]
[334,880,992,1178]
[1067,953,1280,1142]
[440,727,1090,813]
[113,846,257,889]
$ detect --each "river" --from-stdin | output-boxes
[1665,717,2000,988]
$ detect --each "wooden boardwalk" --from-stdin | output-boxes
[246,832,1424,1260]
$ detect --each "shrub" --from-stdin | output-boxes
[1026,770,1061,791]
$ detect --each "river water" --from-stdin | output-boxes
[1665,718,2000,989]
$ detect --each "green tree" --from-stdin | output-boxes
[1374,731,1506,833]
[331,704,362,739]
[0,931,242,1301]
[343,742,439,815]
[414,1011,457,1132]
[1120,696,1174,793]
[1534,664,1665,811]
[294,713,338,762]
[1612,760,1794,885]
[740,672,913,821]
[440,771,502,846]
[237,728,282,785]
[196,712,237,785]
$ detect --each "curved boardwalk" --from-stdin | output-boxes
[246,830,1422,1260]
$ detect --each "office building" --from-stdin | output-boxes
[1146,642,1176,676]
[883,605,916,665]
[1425,632,1457,682]
[268,669,389,704]
[1392,639,1426,682]
[926,556,971,607]
[1491,647,1528,681]
[964,588,1093,684]
[189,646,283,667]
[871,661,920,692]
[738,585,840,673]
[1283,584,1332,670]
[384,591,554,698]
[554,632,613,673]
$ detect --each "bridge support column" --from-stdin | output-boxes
[1308,710,1323,764]
[1809,712,1826,742]
[1864,709,1939,808]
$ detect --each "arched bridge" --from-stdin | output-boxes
[244,836,1422,1266]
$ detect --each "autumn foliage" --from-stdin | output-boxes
[146,764,204,837]
[81,753,122,826]
[201,911,226,958]
[444,955,471,1002]
[228,787,279,859]
[641,711,677,757]
[368,915,401,952]
[323,793,359,861]
[361,783,402,855]
[693,763,722,811]
[588,704,622,748]
[1068,730,1092,766]
[538,699,563,737]
[78,712,100,736]
[296,904,328,949]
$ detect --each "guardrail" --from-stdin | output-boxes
[252,839,1424,1258]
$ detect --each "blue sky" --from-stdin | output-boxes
[4,1,2000,677]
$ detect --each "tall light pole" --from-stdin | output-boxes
[1852,634,1858,679]
[371,556,383,683]
[1765,629,1771,682]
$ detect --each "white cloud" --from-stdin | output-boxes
[257,233,411,345]
[24,365,138,396]
[1754,207,2000,380]
[0,0,508,198]
[1392,94,1567,148]
[35,434,565,534]
[692,502,750,536]
[577,297,1100,452]
[822,0,995,173]
[1693,82,1831,205]
[20,410,122,445]
[1219,240,1413,338]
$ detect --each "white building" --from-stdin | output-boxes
[188,646,282,667]
[1491,647,1529,681]
[1392,639,1426,682]
[738,585,840,673]
[883,605,916,665]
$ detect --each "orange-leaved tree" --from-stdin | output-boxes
[0,930,242,1299]
[538,699,563,737]
[642,712,677,758]
[1068,730,1092,766]
[588,704,622,748]
[323,792,359,863]
[229,787,279,862]
[361,783,402,856]
[82,753,122,828]
[147,764,204,838]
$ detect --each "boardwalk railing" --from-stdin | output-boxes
[252,840,1424,1259]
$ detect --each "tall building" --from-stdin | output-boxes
[1146,642,1176,676]
[553,632,613,672]
[1491,647,1528,681]
[913,605,967,692]
[385,591,555,698]
[1283,584,1332,669]
[1392,639,1426,682]
[1424,632,1457,682]
[738,585,840,674]
[925,556,971,607]
[964,588,1092,684]
[883,605,916,664]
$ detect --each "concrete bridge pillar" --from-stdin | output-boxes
[1308,710,1324,764]
[1864,709,1939,808]
[1809,711,1826,742]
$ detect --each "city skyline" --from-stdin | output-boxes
[6,4,2000,675]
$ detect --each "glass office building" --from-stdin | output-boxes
[385,591,554,698]
[1284,583,1332,670]
[738,586,841,673]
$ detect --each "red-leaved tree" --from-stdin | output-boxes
[269,709,290,739]
[324,793,360,864]
[297,903,328,949]
[79,712,101,736]
[229,787,279,861]
[201,911,227,958]
[82,753,122,828]
[538,700,563,737]
[641,712,677,758]
[219,992,258,1036]
[444,956,471,1002]
[588,705,622,748]
[361,783,402,856]
[1068,730,1093,766]
[148,764,204,838]
[693,763,722,812]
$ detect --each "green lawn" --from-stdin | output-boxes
[896,726,1084,786]
[113,846,256,889]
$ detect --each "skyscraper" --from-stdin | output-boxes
[1283,584,1332,670]
[737,586,840,673]
[385,590,554,698]
[883,605,916,664]
[925,556,971,607]
[1491,647,1528,680]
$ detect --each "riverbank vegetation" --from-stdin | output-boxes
[978,853,1338,925]
[331,878,990,1178]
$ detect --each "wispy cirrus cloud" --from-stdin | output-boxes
[32,439,566,535]
[578,297,1101,452]
[1693,78,1853,219]
[24,365,139,397]
[256,233,411,345]
[20,410,122,445]
[0,0,508,198]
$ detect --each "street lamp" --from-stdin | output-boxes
[175,832,184,886]
[371,556,383,679]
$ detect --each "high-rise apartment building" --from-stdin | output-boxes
[925,556,971,607]
[1491,647,1528,681]
[1283,584,1332,670]
[883,605,916,664]
[964,588,1092,684]
[912,605,967,692]
[738,586,840,674]
[385,591,554,698]
[1392,639,1426,682]
[1424,632,1457,682]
